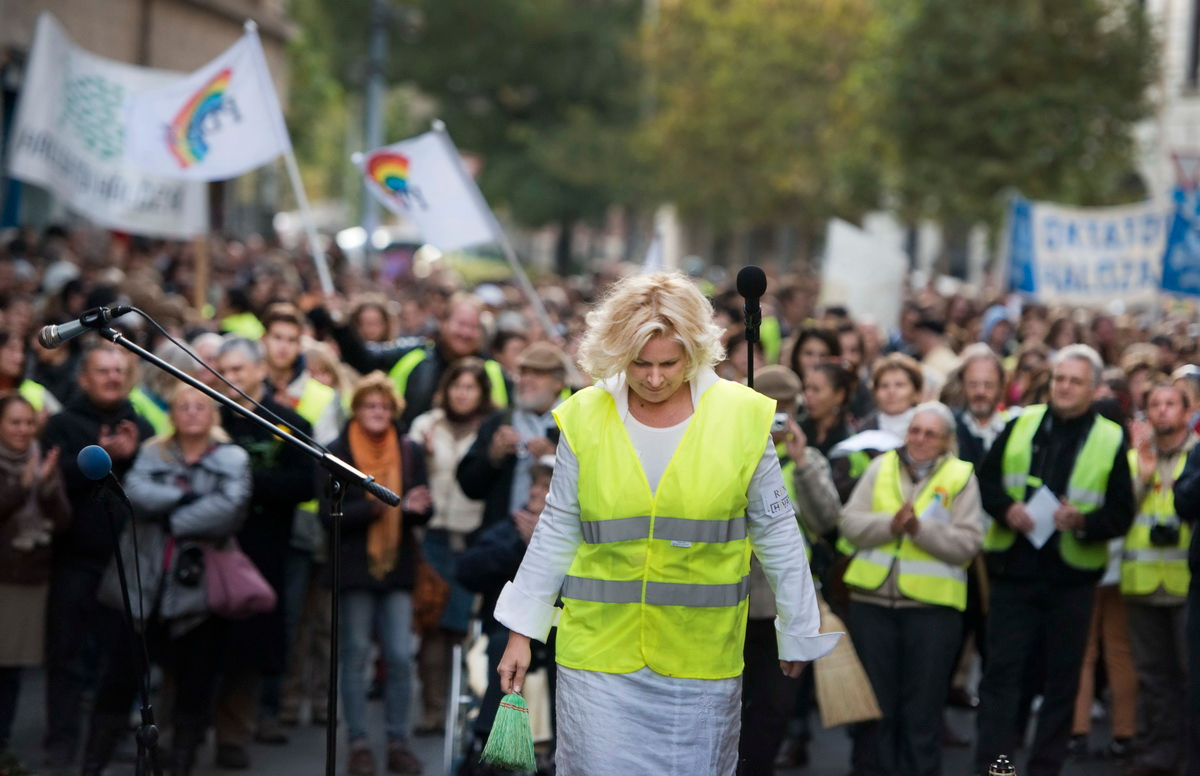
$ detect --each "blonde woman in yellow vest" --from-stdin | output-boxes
[493,273,838,776]
[840,401,982,776]
[1123,382,1196,774]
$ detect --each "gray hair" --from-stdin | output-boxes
[911,400,958,454]
[958,342,1004,382]
[217,336,264,364]
[1052,344,1103,388]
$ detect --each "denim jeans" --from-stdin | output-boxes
[262,547,314,717]
[340,589,414,744]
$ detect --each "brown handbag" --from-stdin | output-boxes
[411,552,450,633]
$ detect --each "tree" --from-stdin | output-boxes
[875,0,1158,224]
[635,0,882,244]
[401,0,644,271]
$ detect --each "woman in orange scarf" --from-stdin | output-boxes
[322,372,433,776]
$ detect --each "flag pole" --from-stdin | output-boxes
[430,121,559,339]
[244,20,334,295]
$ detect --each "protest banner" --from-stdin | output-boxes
[1161,187,1200,297]
[6,13,208,238]
[820,218,907,332]
[125,22,330,292]
[123,26,290,182]
[1005,195,1171,306]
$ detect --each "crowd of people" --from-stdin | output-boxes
[0,223,1199,776]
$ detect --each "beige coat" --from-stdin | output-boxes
[409,409,486,538]
[840,451,983,607]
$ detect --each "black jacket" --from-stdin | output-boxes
[457,515,526,632]
[42,396,155,567]
[978,406,1134,585]
[1173,443,1200,573]
[457,409,558,533]
[321,423,431,591]
[954,409,992,469]
[219,395,316,584]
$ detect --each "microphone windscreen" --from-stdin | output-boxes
[736,265,767,300]
[78,445,114,481]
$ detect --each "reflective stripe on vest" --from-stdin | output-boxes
[987,404,1122,570]
[552,379,775,679]
[1121,449,1191,597]
[18,380,46,411]
[842,451,975,610]
[561,575,752,607]
[579,515,749,545]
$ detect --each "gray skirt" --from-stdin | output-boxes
[0,583,48,666]
[555,666,742,776]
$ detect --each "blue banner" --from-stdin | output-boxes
[1162,187,1200,297]
[1003,194,1170,306]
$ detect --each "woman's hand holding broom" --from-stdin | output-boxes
[779,660,809,679]
[498,631,532,694]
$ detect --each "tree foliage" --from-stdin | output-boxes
[636,0,882,236]
[875,0,1158,223]
[401,0,643,228]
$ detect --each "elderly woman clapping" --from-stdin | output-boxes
[839,401,984,776]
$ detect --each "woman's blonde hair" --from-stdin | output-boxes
[577,272,724,380]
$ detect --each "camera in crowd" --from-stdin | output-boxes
[1149,521,1182,548]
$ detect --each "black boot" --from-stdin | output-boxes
[170,714,207,776]
[80,713,128,776]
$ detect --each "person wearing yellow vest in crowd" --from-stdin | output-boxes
[493,273,838,775]
[1122,382,1196,776]
[257,304,344,742]
[742,366,842,774]
[840,402,982,776]
[973,345,1135,776]
[313,292,510,430]
[0,330,61,420]
[218,288,266,340]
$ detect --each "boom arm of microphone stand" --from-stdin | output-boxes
[95,327,401,507]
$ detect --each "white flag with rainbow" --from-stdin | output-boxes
[123,27,290,181]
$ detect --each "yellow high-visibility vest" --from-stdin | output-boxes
[985,404,1122,570]
[1121,449,1191,597]
[388,348,509,409]
[18,380,46,411]
[843,451,975,611]
[129,387,172,436]
[552,379,775,679]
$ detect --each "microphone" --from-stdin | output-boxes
[736,265,766,343]
[78,445,132,509]
[38,306,134,350]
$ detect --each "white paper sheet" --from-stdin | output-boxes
[1024,485,1061,549]
[827,430,904,459]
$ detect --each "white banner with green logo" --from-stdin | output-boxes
[5,13,208,237]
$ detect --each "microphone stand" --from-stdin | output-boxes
[93,325,399,776]
[744,300,761,390]
[96,487,162,776]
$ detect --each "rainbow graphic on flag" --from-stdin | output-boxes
[167,68,233,169]
[366,151,410,197]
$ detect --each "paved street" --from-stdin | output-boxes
[5,668,1126,776]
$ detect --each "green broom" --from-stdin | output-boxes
[481,692,537,772]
